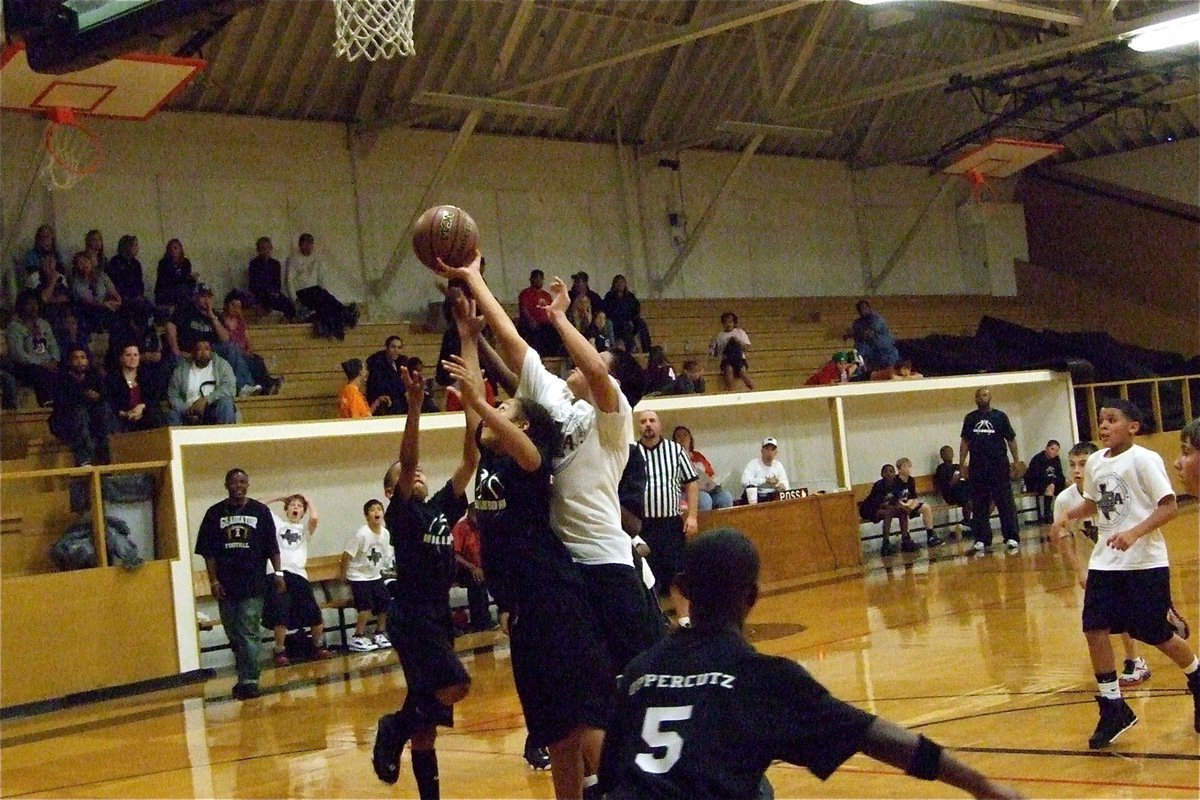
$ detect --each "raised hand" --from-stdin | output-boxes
[452,293,486,339]
[399,363,426,409]
[440,354,485,407]
[433,249,483,284]
[547,277,570,315]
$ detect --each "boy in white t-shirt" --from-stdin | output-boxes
[1052,443,1150,688]
[342,499,394,652]
[263,494,333,666]
[1052,399,1200,749]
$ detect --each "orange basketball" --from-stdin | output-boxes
[412,205,479,271]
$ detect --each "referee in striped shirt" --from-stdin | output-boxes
[635,410,699,597]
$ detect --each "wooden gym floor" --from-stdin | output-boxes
[2,510,1197,799]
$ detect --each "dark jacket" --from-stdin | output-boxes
[365,349,406,414]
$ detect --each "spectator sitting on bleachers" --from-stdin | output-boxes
[896,457,941,547]
[844,300,899,373]
[31,244,73,324]
[933,445,972,532]
[672,425,733,510]
[741,437,788,501]
[104,343,165,432]
[451,506,496,633]
[83,229,108,274]
[603,274,652,354]
[805,351,861,386]
[105,306,169,402]
[589,309,615,353]
[284,233,358,340]
[365,335,407,415]
[6,289,60,406]
[154,238,197,310]
[567,293,595,339]
[54,307,90,359]
[710,311,754,391]
[569,271,604,314]
[666,359,705,395]
[339,358,389,418]
[891,359,923,379]
[165,284,260,396]
[645,345,675,395]
[106,235,154,325]
[49,345,113,466]
[166,340,237,426]
[221,292,282,395]
[516,269,559,357]
[406,357,441,413]
[20,224,66,294]
[246,237,297,321]
[858,463,915,557]
[69,251,121,335]
[1025,439,1066,524]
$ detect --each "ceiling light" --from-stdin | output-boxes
[1126,12,1200,52]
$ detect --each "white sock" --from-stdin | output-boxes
[1183,657,1199,675]
[1098,678,1121,700]
[583,775,598,789]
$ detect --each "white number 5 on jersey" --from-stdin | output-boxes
[635,705,694,774]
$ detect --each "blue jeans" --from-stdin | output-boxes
[695,488,734,511]
[167,395,236,425]
[218,595,265,686]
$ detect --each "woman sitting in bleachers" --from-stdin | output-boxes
[70,251,122,336]
[104,342,165,432]
[154,238,197,310]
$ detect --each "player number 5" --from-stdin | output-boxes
[635,705,694,774]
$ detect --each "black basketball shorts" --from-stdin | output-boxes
[350,578,390,615]
[386,600,469,729]
[1082,567,1174,645]
[262,571,323,630]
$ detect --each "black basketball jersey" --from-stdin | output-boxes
[386,479,467,606]
[599,626,876,800]
[473,447,579,614]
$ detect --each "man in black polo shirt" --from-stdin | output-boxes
[636,410,698,601]
[960,387,1022,553]
[598,529,1024,800]
[195,468,283,700]
[372,365,479,796]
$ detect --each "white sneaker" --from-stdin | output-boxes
[373,633,391,648]
[973,541,986,552]
[1119,657,1151,687]
[1005,538,1020,551]
[238,384,263,397]
[349,635,377,652]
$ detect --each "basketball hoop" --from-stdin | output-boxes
[332,0,416,62]
[39,107,103,191]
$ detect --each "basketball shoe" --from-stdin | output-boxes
[1118,658,1150,687]
[523,735,550,770]
[1088,696,1137,749]
[373,712,409,784]
[1188,670,1200,733]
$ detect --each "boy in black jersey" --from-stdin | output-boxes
[371,358,479,799]
[599,529,1024,800]
[441,299,614,800]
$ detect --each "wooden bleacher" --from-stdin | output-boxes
[1,295,1095,436]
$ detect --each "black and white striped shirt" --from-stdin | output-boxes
[638,438,698,520]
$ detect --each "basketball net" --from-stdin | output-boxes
[39,108,103,191]
[332,0,416,61]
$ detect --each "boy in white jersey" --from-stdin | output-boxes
[1052,443,1149,687]
[263,494,333,666]
[342,499,394,652]
[1052,399,1200,748]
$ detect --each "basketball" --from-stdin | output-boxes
[412,205,479,271]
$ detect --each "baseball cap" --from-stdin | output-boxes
[196,282,214,296]
[762,437,778,448]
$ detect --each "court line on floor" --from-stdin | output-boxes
[0,705,181,748]
[826,763,1200,792]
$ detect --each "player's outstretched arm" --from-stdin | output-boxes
[860,718,1024,799]
[434,252,529,376]
[450,296,483,496]
[442,352,542,474]
[395,366,425,502]
[544,276,618,412]
[306,495,320,535]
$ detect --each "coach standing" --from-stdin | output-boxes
[196,468,283,700]
[636,410,699,598]
[960,387,1021,554]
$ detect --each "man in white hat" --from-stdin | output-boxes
[741,437,789,502]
